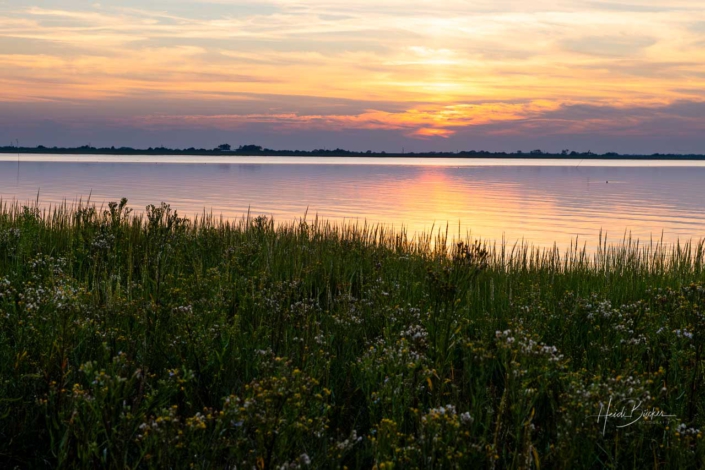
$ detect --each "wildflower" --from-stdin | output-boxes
[460,412,473,425]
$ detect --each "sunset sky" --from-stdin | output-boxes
[1,0,704,153]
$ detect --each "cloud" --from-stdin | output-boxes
[1,99,704,154]
[5,95,703,145]
[562,35,657,57]
[0,0,704,150]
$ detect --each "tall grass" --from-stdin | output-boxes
[0,200,703,469]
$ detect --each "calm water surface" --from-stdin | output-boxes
[1,155,705,249]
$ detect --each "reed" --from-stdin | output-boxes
[1,199,703,468]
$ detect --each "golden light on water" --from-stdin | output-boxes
[4,156,705,250]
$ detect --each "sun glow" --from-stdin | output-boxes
[1,1,704,149]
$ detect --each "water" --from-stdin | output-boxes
[2,154,705,249]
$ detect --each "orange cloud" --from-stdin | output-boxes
[1,1,704,144]
[412,128,455,138]
[119,101,562,138]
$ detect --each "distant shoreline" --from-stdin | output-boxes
[2,146,705,160]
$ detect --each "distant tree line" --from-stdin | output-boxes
[0,144,703,159]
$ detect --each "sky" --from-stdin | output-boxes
[1,0,704,153]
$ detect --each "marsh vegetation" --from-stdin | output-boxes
[1,200,704,468]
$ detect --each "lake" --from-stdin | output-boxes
[2,154,705,249]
